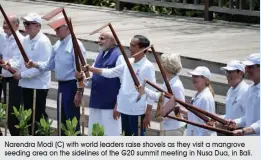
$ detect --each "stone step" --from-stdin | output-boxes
[22,31,236,97]
[45,33,232,76]
[23,30,232,77]
[49,50,252,97]
[84,50,231,93]
[48,81,226,115]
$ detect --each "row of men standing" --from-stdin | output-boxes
[0,11,259,136]
[0,13,86,136]
[0,12,154,136]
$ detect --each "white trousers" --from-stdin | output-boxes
[88,108,121,136]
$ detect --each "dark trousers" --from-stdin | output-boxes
[121,113,146,136]
[22,87,48,135]
[0,67,2,102]
[57,80,80,136]
[2,77,22,136]
[0,67,2,136]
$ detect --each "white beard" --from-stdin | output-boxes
[98,46,106,52]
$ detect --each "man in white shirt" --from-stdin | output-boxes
[229,53,260,136]
[0,22,5,136]
[25,17,86,136]
[0,28,4,102]
[13,13,52,135]
[0,15,24,136]
[79,35,156,136]
[220,60,249,120]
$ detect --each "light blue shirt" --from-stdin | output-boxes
[38,35,87,81]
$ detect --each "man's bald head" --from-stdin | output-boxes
[9,15,20,26]
[98,32,116,51]
[3,15,20,36]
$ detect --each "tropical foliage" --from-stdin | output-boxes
[52,0,259,23]
[61,117,81,136]
[12,106,32,136]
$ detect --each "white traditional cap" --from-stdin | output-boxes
[21,13,42,24]
[241,53,260,66]
[221,60,245,73]
[188,66,211,79]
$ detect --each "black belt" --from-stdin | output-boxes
[2,77,13,80]
[58,79,77,84]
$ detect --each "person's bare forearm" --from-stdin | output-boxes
[179,106,188,117]
[89,66,102,75]
[146,105,152,116]
[242,127,256,135]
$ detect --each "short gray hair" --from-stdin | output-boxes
[161,53,182,75]
[10,15,19,25]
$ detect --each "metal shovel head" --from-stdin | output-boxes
[42,7,64,20]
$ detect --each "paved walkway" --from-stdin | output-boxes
[0,0,259,63]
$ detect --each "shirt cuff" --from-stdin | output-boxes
[146,98,154,106]
[100,69,108,77]
[20,71,25,79]
[235,118,244,128]
[37,62,45,71]
[250,122,260,134]
[8,60,18,70]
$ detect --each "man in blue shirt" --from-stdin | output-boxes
[25,17,86,135]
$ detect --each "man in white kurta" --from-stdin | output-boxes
[87,32,123,136]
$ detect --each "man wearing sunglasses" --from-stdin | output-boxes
[13,13,52,135]
[0,15,25,136]
[25,16,87,136]
[228,53,260,136]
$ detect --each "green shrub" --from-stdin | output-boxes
[36,116,54,136]
[61,117,81,136]
[0,103,6,125]
[12,106,32,136]
[91,122,105,136]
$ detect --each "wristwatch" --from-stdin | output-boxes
[77,88,84,95]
